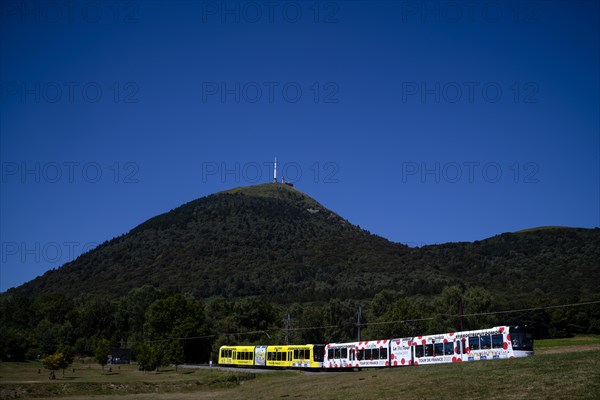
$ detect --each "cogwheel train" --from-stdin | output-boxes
[218,325,533,370]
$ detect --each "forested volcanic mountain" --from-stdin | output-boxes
[8,184,600,302]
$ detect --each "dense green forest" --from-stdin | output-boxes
[2,285,599,367]
[2,183,599,367]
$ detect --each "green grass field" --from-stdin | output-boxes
[535,335,600,348]
[1,337,599,400]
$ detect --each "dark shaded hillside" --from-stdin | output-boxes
[8,184,600,302]
[408,228,600,297]
[10,184,412,301]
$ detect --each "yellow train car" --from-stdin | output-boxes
[218,345,256,366]
[265,344,325,369]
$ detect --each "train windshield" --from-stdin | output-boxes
[313,345,325,362]
[509,326,533,351]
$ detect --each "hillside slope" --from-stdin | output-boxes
[410,228,600,296]
[11,184,411,301]
[8,184,600,302]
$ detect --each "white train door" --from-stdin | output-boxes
[390,338,413,367]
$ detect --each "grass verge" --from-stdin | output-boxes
[0,364,256,399]
[535,335,600,348]
[1,338,599,399]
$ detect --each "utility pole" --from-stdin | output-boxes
[285,313,291,345]
[459,297,465,331]
[357,306,362,341]
[226,321,230,345]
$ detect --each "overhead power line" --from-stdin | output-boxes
[136,299,600,344]
[439,300,600,318]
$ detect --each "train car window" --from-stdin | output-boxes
[341,348,348,359]
[350,349,355,361]
[492,334,503,349]
[469,336,480,350]
[425,344,433,356]
[481,335,491,349]
[380,348,388,359]
[444,343,454,355]
[372,348,379,360]
[327,349,334,359]
[455,342,462,354]
[434,343,443,356]
[524,332,534,350]
[357,349,364,360]
[334,348,341,359]
[415,345,424,358]
[365,349,373,360]
[509,326,534,351]
[294,350,298,359]
[268,352,275,361]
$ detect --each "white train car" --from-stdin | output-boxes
[392,325,533,366]
[324,339,391,369]
[325,325,533,369]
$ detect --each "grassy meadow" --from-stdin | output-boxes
[1,337,599,400]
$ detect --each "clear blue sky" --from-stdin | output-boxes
[1,1,599,291]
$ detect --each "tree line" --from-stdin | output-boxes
[2,284,599,371]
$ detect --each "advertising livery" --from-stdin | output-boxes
[219,325,533,370]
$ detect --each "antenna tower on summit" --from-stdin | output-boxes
[273,157,277,183]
